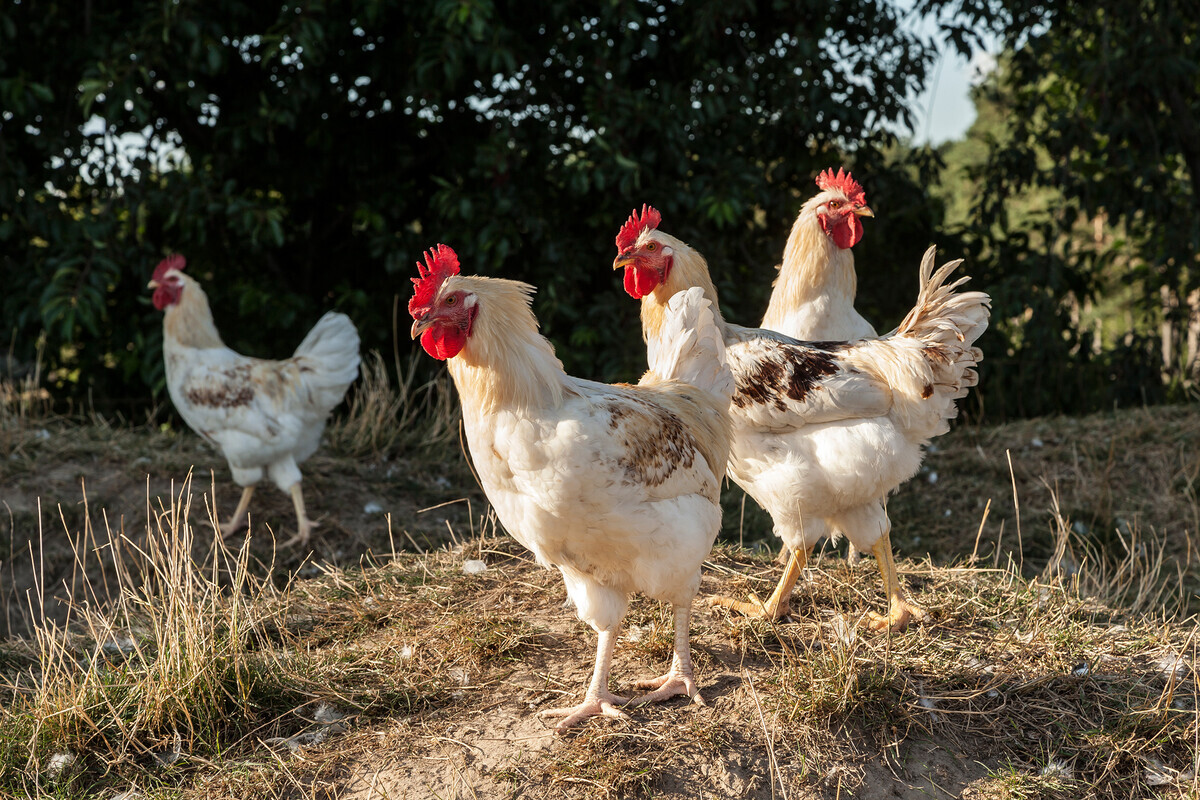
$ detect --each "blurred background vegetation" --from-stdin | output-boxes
[0,0,1196,422]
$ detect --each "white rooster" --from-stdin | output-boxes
[762,168,877,563]
[408,244,732,732]
[149,254,360,547]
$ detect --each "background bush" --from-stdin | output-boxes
[1,0,1196,420]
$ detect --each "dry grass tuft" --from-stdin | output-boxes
[326,350,458,459]
[0,475,305,795]
[0,337,52,430]
[887,406,1200,612]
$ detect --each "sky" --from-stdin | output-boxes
[905,34,1000,145]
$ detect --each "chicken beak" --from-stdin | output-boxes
[612,254,635,271]
[410,317,432,340]
[853,205,875,218]
[147,279,160,289]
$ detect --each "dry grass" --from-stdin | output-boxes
[2,354,1199,797]
[326,350,459,459]
[0,337,52,431]
[888,407,1200,579]
[2,472,1197,798]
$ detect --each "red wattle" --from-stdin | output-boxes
[421,326,466,360]
[152,284,181,310]
[623,266,660,298]
[830,214,863,249]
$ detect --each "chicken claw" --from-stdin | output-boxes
[630,605,705,707]
[631,670,702,707]
[219,486,255,540]
[539,690,631,733]
[540,629,630,733]
[279,483,317,548]
[280,517,318,549]
[707,591,788,621]
[707,547,807,621]
[862,537,927,632]
[864,597,928,633]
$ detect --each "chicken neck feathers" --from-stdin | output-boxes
[760,198,872,340]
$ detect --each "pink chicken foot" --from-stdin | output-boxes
[629,604,705,707]
[539,628,631,733]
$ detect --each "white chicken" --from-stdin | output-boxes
[613,207,990,631]
[761,167,877,341]
[408,244,732,732]
[762,167,877,563]
[149,254,360,547]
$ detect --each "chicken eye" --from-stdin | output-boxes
[445,295,457,306]
[646,243,657,251]
[828,200,841,210]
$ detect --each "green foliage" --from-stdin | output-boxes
[924,0,1200,417]
[0,0,949,412]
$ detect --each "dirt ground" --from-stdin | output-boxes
[3,410,1199,798]
[0,421,482,636]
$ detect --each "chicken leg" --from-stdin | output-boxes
[219,486,255,539]
[863,534,927,632]
[280,482,318,548]
[707,546,809,621]
[540,627,630,733]
[630,603,704,706]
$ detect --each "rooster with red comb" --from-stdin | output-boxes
[760,167,879,565]
[613,204,990,631]
[409,242,733,732]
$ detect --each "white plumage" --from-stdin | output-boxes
[410,252,731,732]
[761,180,879,563]
[150,257,360,546]
[615,212,989,631]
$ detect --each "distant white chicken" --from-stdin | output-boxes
[149,255,360,547]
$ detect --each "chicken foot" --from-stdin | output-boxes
[707,546,809,621]
[863,534,927,632]
[219,486,255,539]
[540,628,630,733]
[280,483,318,548]
[630,603,705,706]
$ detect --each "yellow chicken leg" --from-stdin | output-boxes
[708,546,808,621]
[863,533,927,632]
[219,486,255,539]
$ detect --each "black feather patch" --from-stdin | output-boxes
[732,344,840,411]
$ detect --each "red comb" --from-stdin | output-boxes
[408,243,460,318]
[815,168,865,205]
[151,254,186,282]
[615,204,662,252]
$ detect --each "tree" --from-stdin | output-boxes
[923,0,1200,415]
[1,0,954,412]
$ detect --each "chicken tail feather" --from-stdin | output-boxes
[292,311,362,410]
[890,246,991,349]
[855,247,991,440]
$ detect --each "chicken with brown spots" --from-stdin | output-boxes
[149,255,360,548]
[612,206,990,632]
[408,244,732,732]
